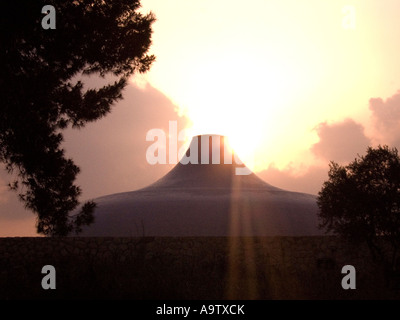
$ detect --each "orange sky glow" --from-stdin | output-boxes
[138,0,400,172]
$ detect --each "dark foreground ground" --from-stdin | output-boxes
[0,236,399,300]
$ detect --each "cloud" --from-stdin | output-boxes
[0,175,9,204]
[259,88,400,196]
[0,82,190,235]
[258,119,372,195]
[311,119,371,163]
[369,90,400,147]
[257,164,328,195]
[63,82,190,199]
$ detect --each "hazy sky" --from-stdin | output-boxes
[2,0,400,236]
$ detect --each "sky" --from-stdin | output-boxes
[1,0,400,236]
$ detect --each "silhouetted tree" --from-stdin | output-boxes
[1,0,155,236]
[317,146,400,279]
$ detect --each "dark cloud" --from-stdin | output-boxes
[0,82,190,235]
[258,118,372,195]
[258,89,400,196]
[63,82,190,199]
[369,90,400,148]
[257,165,329,195]
[311,119,371,163]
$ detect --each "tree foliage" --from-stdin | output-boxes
[317,145,400,272]
[1,0,155,236]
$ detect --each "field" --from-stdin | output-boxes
[0,236,398,300]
